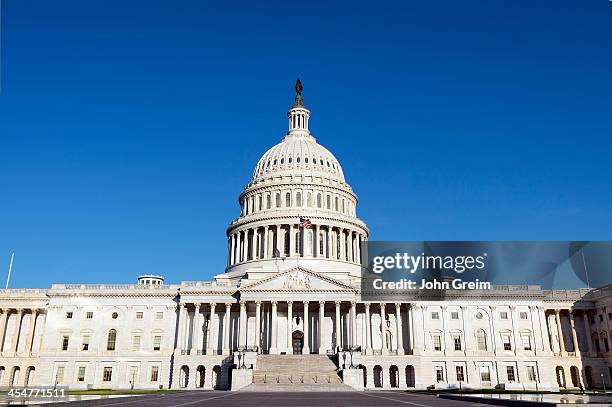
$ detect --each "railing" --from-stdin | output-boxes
[54,284,170,290]
[181,281,235,287]
[0,288,48,294]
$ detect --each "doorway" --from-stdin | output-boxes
[292,330,304,354]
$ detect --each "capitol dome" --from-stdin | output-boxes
[223,80,369,281]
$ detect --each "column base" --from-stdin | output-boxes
[364,348,373,355]
[318,348,325,354]
[397,348,405,355]
[302,347,310,355]
[269,347,278,355]
[222,349,230,356]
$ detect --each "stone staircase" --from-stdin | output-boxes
[242,354,351,391]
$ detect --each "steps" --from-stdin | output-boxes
[242,355,351,391]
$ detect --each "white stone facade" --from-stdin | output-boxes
[1,84,611,391]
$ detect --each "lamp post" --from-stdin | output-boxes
[601,373,606,393]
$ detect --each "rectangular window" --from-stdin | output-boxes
[103,367,113,382]
[480,366,491,383]
[506,366,515,382]
[86,312,93,319]
[599,314,604,322]
[153,335,162,351]
[61,335,69,351]
[77,367,86,382]
[156,312,164,320]
[456,366,464,382]
[522,335,532,351]
[435,366,444,383]
[433,335,442,351]
[431,312,439,320]
[453,335,462,351]
[500,312,508,319]
[150,366,160,382]
[82,335,90,351]
[132,335,141,351]
[520,312,528,320]
[527,365,537,382]
[451,312,459,320]
[502,335,512,351]
[136,312,143,319]
[66,312,73,319]
[55,367,65,384]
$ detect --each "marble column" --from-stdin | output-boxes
[303,301,310,354]
[0,311,8,353]
[335,301,341,351]
[176,303,186,351]
[408,304,414,354]
[11,309,24,353]
[222,303,231,355]
[395,303,404,355]
[365,303,372,354]
[207,303,216,355]
[554,309,566,354]
[270,301,278,354]
[380,303,387,353]
[569,311,580,355]
[255,301,261,353]
[287,301,293,353]
[263,227,269,259]
[26,310,38,353]
[191,303,201,354]
[289,225,296,257]
[350,302,357,348]
[583,311,594,354]
[318,301,325,354]
[239,301,247,348]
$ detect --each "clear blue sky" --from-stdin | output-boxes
[0,1,610,288]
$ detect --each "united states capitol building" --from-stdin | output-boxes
[1,83,611,392]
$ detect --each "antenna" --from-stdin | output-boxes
[581,249,590,290]
[5,251,14,289]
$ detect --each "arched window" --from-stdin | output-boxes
[276,193,281,208]
[296,192,302,207]
[267,194,271,209]
[289,157,292,164]
[307,192,312,207]
[476,329,487,351]
[319,233,325,255]
[258,195,262,212]
[334,197,339,211]
[342,199,346,213]
[317,194,322,208]
[326,195,331,209]
[295,231,301,254]
[297,156,301,163]
[285,192,291,207]
[107,329,117,351]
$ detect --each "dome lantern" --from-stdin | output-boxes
[287,78,311,136]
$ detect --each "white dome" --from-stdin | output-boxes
[251,134,345,185]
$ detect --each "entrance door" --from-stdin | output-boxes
[292,331,304,354]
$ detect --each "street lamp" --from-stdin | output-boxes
[601,373,606,393]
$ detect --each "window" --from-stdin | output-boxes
[520,312,528,320]
[136,312,143,319]
[476,329,487,351]
[480,366,491,383]
[456,366,464,382]
[285,192,291,207]
[66,312,73,319]
[61,336,69,351]
[451,312,459,320]
[522,335,532,350]
[132,335,141,351]
[307,192,312,207]
[326,195,331,209]
[112,312,118,319]
[431,312,439,320]
[86,312,93,319]
[275,193,281,208]
[433,335,442,351]
[102,367,113,382]
[107,329,117,351]
[150,366,160,382]
[317,194,322,208]
[476,312,483,319]
[153,335,162,351]
[502,335,512,351]
[156,312,164,320]
[500,312,508,319]
[81,335,90,351]
[55,367,65,384]
[435,366,444,383]
[527,365,537,382]
[77,367,86,382]
[319,233,324,255]
[506,366,515,382]
[599,314,604,322]
[296,192,302,207]
[453,335,462,351]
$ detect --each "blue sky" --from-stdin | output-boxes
[0,1,610,288]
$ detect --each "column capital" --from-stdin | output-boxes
[271,301,278,306]
[489,305,496,311]
[364,302,370,309]
[554,308,561,314]
[179,302,187,308]
[224,302,232,307]
[335,300,342,306]
[194,303,201,309]
[287,300,293,306]
[319,301,325,306]
[255,300,262,306]
[239,300,247,306]
[209,302,216,309]
[460,305,468,311]
[303,300,309,305]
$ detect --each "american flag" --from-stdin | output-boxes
[299,216,312,229]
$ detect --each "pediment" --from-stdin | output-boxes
[240,267,355,293]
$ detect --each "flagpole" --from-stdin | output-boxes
[5,251,14,289]
[581,249,590,290]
